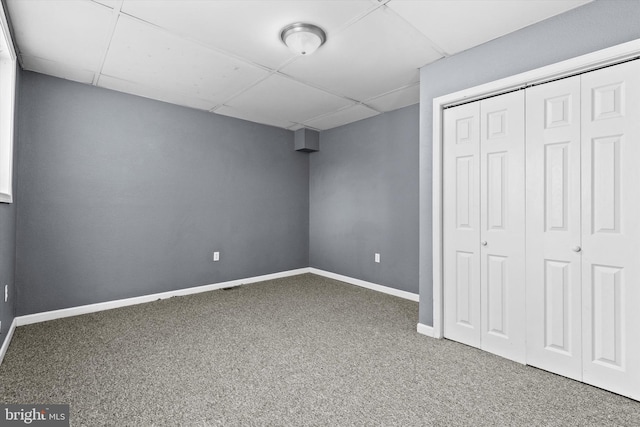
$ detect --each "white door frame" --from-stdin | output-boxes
[431,38,640,339]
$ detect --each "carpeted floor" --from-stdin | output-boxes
[0,273,638,426]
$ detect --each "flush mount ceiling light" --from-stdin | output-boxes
[280,22,327,56]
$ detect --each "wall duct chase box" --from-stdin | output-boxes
[295,128,319,152]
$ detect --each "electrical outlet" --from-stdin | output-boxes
[4,285,7,303]
[213,251,220,262]
[374,253,381,263]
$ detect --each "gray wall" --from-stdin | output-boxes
[419,0,640,325]
[0,178,16,347]
[16,72,309,315]
[0,197,15,343]
[0,200,15,340]
[310,104,419,294]
[0,65,18,347]
[15,0,638,324]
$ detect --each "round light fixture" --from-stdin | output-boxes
[280,22,327,56]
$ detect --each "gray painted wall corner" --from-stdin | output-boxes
[15,72,309,315]
[0,198,16,344]
[310,104,420,294]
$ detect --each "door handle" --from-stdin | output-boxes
[481,241,488,246]
[572,246,582,253]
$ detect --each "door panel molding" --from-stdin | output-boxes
[433,39,640,400]
[432,39,640,342]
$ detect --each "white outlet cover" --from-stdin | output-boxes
[213,251,220,261]
[374,253,381,263]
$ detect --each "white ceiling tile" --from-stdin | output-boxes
[281,6,442,101]
[6,0,114,72]
[22,55,95,84]
[98,75,216,111]
[121,0,376,69]
[304,104,380,130]
[6,0,593,130]
[215,105,294,129]
[101,16,270,107]
[365,83,419,112]
[225,74,353,124]
[387,0,592,55]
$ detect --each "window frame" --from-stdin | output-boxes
[0,4,16,204]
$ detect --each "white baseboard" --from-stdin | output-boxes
[309,268,419,302]
[0,318,17,365]
[4,267,422,366]
[416,322,435,338]
[13,266,419,330]
[16,268,310,327]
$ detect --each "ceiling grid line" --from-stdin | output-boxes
[4,0,593,130]
[116,10,277,74]
[364,81,420,104]
[92,0,124,86]
[329,1,386,37]
[384,3,449,58]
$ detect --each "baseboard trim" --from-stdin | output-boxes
[416,322,436,338]
[13,267,419,328]
[16,268,310,327]
[309,268,419,302]
[0,318,17,364]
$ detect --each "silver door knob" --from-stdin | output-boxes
[481,241,488,246]
[572,246,582,252]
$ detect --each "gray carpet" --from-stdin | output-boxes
[0,273,638,426]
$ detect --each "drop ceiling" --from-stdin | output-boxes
[5,0,591,131]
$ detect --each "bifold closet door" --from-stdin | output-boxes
[479,91,526,363]
[581,60,640,399]
[443,102,481,348]
[525,77,583,380]
[444,58,639,399]
[443,92,526,363]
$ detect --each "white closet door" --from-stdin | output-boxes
[479,91,526,363]
[443,102,481,348]
[581,60,640,400]
[525,77,583,380]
